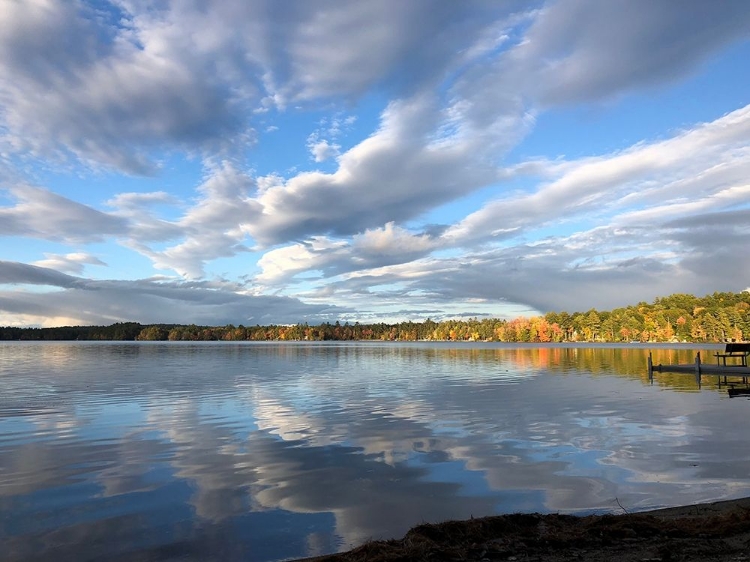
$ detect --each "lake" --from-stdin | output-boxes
[1,341,749,561]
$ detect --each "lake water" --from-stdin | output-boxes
[1,341,749,561]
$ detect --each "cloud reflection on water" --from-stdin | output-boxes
[1,342,749,561]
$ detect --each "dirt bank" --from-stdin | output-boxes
[301,498,750,562]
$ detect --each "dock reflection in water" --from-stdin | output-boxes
[0,342,748,562]
[648,346,750,394]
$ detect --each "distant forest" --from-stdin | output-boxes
[2,291,749,343]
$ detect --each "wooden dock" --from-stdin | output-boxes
[648,351,750,389]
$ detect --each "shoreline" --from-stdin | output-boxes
[299,497,750,561]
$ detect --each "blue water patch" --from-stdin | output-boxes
[231,509,339,562]
[410,453,493,497]
[2,475,194,537]
[75,400,147,441]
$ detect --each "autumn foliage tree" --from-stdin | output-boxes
[2,291,749,343]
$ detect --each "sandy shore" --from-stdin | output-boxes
[300,497,750,561]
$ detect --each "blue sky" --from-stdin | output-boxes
[1,0,750,327]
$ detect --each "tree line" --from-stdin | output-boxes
[1,291,748,343]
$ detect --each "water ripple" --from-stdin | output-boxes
[1,342,747,562]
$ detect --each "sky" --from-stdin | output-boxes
[1,0,750,328]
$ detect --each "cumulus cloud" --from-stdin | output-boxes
[255,223,439,287]
[103,99,749,315]
[353,222,436,260]
[0,0,515,174]
[174,1,750,253]
[328,211,744,316]
[256,238,346,285]
[308,138,341,163]
[278,106,750,316]
[245,94,510,246]
[109,162,260,278]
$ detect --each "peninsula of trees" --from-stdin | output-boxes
[2,291,748,343]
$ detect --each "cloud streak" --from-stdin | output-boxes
[0,261,346,327]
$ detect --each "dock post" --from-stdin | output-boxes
[695,352,702,387]
[648,352,653,384]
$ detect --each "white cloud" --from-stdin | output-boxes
[459,0,750,112]
[0,0,517,174]
[0,0,254,174]
[107,191,177,212]
[246,93,508,246]
[255,238,347,285]
[0,184,128,243]
[255,223,438,287]
[32,252,107,274]
[110,161,260,278]
[444,104,750,245]
[308,138,340,163]
[287,106,750,316]
[353,222,435,257]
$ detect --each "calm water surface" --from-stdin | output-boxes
[1,342,749,561]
